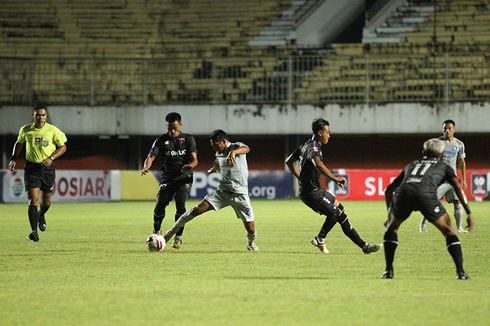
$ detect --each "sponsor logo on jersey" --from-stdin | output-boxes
[166,149,187,156]
[35,137,42,145]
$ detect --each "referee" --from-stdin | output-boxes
[8,104,67,242]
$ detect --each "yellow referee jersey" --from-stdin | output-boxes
[17,123,67,164]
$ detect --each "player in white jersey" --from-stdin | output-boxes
[162,129,258,252]
[420,120,468,233]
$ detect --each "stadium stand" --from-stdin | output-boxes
[0,0,489,105]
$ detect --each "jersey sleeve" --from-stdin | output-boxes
[53,126,67,147]
[444,164,457,181]
[458,141,466,160]
[390,169,405,188]
[187,135,197,153]
[17,126,26,144]
[287,146,301,162]
[148,137,161,157]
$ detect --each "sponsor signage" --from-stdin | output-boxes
[2,170,111,202]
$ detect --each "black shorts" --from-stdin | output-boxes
[300,188,338,218]
[391,191,446,222]
[24,161,56,192]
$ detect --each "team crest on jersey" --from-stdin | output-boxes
[35,137,42,145]
[179,138,185,144]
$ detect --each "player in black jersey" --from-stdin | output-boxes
[383,138,474,280]
[141,112,198,249]
[286,118,381,255]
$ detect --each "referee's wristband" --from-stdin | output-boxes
[49,156,55,161]
[10,155,17,161]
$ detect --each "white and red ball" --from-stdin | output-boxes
[146,234,166,252]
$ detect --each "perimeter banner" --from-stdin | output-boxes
[325,169,488,201]
[2,170,112,202]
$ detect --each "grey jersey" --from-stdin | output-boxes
[438,136,465,173]
[215,142,249,194]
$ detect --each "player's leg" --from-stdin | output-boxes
[453,200,465,232]
[163,199,214,243]
[419,216,427,232]
[230,193,258,251]
[27,188,41,242]
[430,213,469,279]
[38,166,55,232]
[38,191,52,231]
[300,190,336,253]
[172,183,192,248]
[24,163,42,241]
[152,184,173,234]
[382,210,403,279]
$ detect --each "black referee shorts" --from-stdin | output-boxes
[391,191,446,222]
[300,188,338,218]
[24,161,56,192]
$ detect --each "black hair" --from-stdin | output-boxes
[209,129,228,142]
[443,119,455,126]
[311,118,329,134]
[32,103,47,112]
[165,112,182,123]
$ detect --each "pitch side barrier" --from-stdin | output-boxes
[1,169,488,202]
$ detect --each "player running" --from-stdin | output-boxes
[285,118,381,255]
[162,129,258,252]
[141,112,198,249]
[383,138,474,280]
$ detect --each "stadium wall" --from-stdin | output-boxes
[2,169,489,203]
[1,103,489,135]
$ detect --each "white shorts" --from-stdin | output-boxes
[204,189,255,222]
[437,183,457,203]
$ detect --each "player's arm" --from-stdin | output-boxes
[384,171,404,210]
[448,175,474,231]
[8,140,24,172]
[227,144,249,167]
[42,143,67,167]
[457,156,467,189]
[141,154,156,176]
[285,152,300,179]
[312,156,345,188]
[182,152,198,172]
[207,159,220,174]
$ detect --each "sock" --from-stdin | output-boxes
[164,210,196,241]
[318,216,337,239]
[383,231,398,271]
[454,203,463,229]
[153,213,165,232]
[39,204,50,217]
[339,213,366,248]
[446,234,464,273]
[420,216,426,226]
[28,205,39,232]
[247,230,257,245]
[175,213,185,237]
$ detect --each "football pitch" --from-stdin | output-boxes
[1,200,489,325]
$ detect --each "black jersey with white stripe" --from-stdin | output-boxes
[289,138,323,194]
[392,157,456,196]
[148,132,197,182]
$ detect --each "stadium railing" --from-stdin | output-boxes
[1,43,489,106]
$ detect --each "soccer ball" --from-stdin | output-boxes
[146,234,166,252]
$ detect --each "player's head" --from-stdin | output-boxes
[165,112,182,137]
[442,119,456,140]
[311,118,330,145]
[422,138,445,158]
[32,103,48,126]
[209,129,229,152]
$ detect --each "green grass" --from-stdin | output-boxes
[0,200,489,325]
